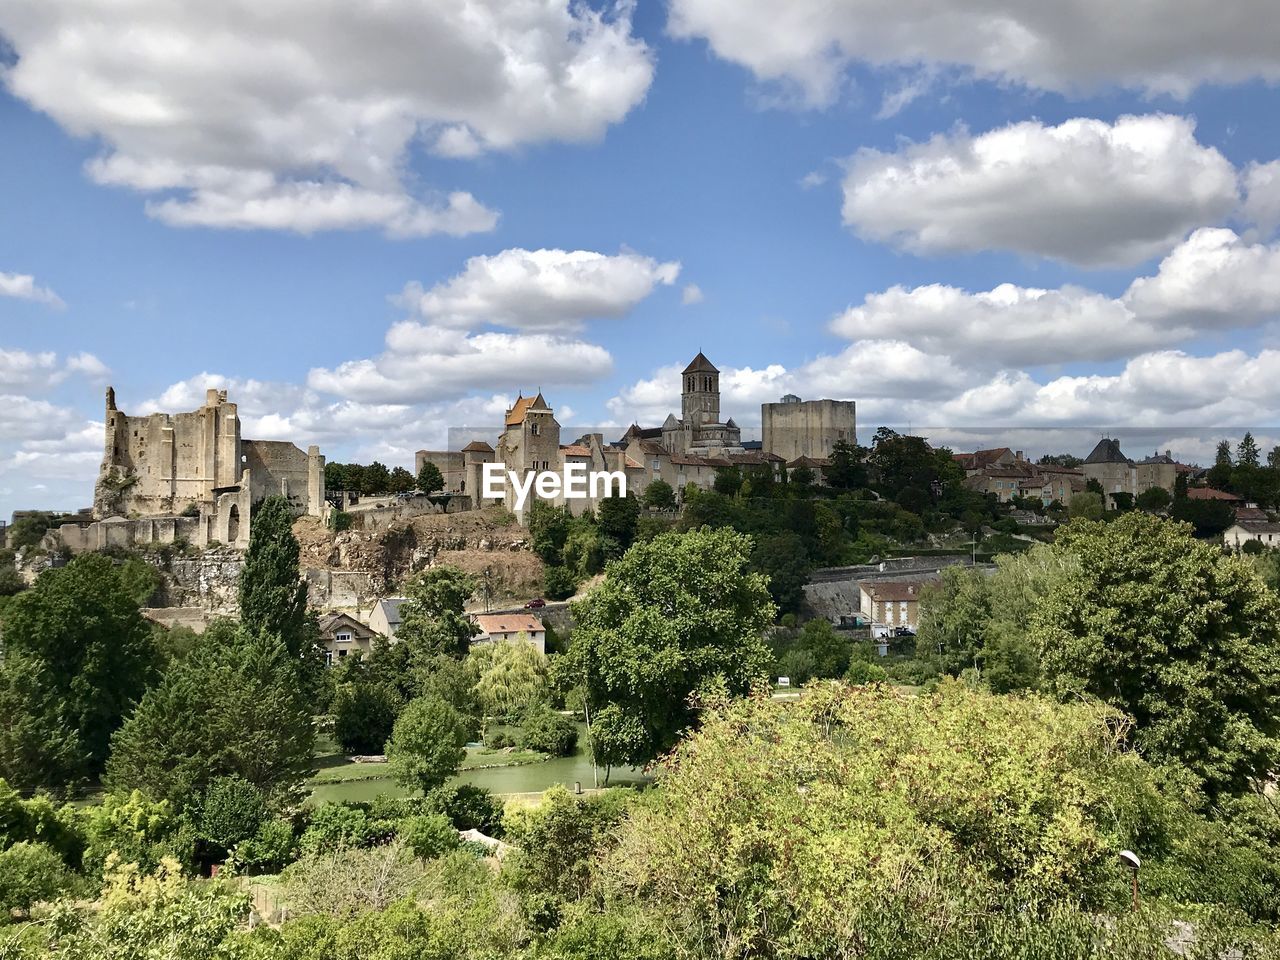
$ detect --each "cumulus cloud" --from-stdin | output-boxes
[0,348,110,392]
[1242,159,1280,235]
[308,323,613,405]
[0,271,64,307]
[0,0,652,236]
[681,283,705,305]
[841,115,1239,268]
[395,248,680,331]
[667,0,1280,104]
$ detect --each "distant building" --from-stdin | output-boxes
[319,612,377,666]
[1081,439,1186,507]
[857,579,934,631]
[472,612,547,655]
[761,395,856,462]
[368,597,408,639]
[1225,521,1280,550]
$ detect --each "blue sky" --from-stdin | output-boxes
[5,0,1280,517]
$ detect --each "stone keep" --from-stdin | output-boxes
[90,386,324,549]
[761,395,857,462]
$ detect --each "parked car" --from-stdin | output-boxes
[524,598,546,609]
[893,626,916,638]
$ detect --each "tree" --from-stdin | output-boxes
[0,553,158,777]
[396,566,478,659]
[1208,439,1234,489]
[0,653,85,792]
[519,705,579,757]
[641,479,675,510]
[361,461,391,495]
[1032,513,1280,798]
[386,696,470,794]
[712,466,742,496]
[0,841,72,918]
[566,527,775,767]
[237,495,322,684]
[749,532,811,614]
[105,623,314,809]
[1238,432,1261,468]
[825,439,867,491]
[1068,490,1104,520]
[332,679,401,755]
[600,684,1261,959]
[469,641,550,723]
[199,776,270,853]
[597,494,641,552]
[1171,496,1235,537]
[416,461,445,495]
[1135,486,1172,512]
[388,466,416,494]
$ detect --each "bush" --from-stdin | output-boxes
[484,728,515,749]
[0,841,73,918]
[328,510,353,533]
[332,681,400,755]
[424,784,505,836]
[386,697,470,795]
[298,803,374,856]
[520,706,579,757]
[544,564,579,601]
[199,776,269,853]
[881,657,938,686]
[844,660,888,684]
[399,813,459,860]
[233,818,298,873]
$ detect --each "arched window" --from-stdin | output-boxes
[227,503,240,543]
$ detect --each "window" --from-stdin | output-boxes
[336,631,352,643]
[652,459,660,471]
[337,649,348,658]
[531,423,540,436]
[324,650,333,667]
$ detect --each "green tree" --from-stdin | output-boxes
[1032,513,1280,798]
[388,466,416,494]
[0,841,73,918]
[1068,490,1104,520]
[597,494,640,551]
[519,705,579,757]
[641,479,675,510]
[105,623,314,809]
[237,495,322,681]
[331,679,400,755]
[1171,496,1236,537]
[0,553,158,777]
[199,776,269,853]
[567,527,775,767]
[1238,432,1261,468]
[396,566,478,659]
[386,696,470,794]
[0,653,86,792]
[750,533,811,614]
[469,641,550,723]
[416,461,445,495]
[361,461,391,495]
[1208,439,1234,489]
[1135,486,1172,512]
[825,439,867,491]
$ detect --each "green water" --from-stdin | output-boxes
[309,724,646,804]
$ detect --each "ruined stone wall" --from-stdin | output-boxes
[762,399,856,462]
[243,440,324,515]
[416,451,466,493]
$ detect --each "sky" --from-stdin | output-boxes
[5,0,1280,518]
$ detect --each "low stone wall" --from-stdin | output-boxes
[56,515,202,553]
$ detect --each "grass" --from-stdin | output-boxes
[308,743,550,785]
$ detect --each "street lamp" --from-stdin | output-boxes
[1119,849,1141,910]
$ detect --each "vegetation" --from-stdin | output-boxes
[385,697,471,794]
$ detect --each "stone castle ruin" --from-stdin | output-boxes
[59,386,325,553]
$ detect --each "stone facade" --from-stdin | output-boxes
[761,395,857,462]
[66,386,325,552]
[1081,439,1186,506]
[659,352,744,456]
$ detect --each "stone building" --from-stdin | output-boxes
[62,386,325,552]
[659,353,744,456]
[1081,438,1186,507]
[761,394,857,462]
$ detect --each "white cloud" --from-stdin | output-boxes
[842,115,1239,268]
[0,0,652,236]
[681,283,704,305]
[666,0,1280,104]
[0,271,64,307]
[0,348,110,392]
[308,323,613,405]
[395,248,680,331]
[1242,159,1280,235]
[1123,227,1280,328]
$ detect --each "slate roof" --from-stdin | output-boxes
[1084,438,1131,465]
[682,351,719,374]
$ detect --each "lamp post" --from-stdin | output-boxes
[1119,850,1141,910]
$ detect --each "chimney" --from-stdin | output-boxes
[1165,450,1171,459]
[1015,450,1024,461]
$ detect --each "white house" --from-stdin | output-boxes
[1224,521,1280,550]
[471,613,547,655]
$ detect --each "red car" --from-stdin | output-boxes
[524,598,547,609]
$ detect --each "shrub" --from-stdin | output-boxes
[0,841,73,918]
[844,660,888,684]
[424,784,505,836]
[520,706,579,757]
[543,565,578,601]
[298,804,374,856]
[200,776,269,853]
[332,681,399,755]
[233,819,298,874]
[399,813,459,860]
[80,791,194,880]
[328,511,353,533]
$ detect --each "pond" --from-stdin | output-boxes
[309,723,647,804]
